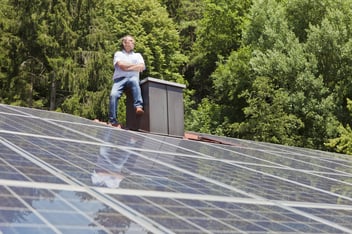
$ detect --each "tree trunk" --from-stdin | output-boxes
[50,72,56,111]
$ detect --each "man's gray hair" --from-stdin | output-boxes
[120,35,134,49]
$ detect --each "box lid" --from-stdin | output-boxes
[140,77,186,89]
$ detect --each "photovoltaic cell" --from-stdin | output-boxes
[0,104,352,233]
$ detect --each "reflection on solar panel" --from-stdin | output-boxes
[0,103,352,234]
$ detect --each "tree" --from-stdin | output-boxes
[0,0,22,104]
[239,76,304,145]
[285,0,333,43]
[101,0,186,82]
[59,0,188,123]
[212,47,252,124]
[161,0,205,54]
[188,0,252,102]
[185,97,227,135]
[306,3,352,125]
[326,98,352,155]
[206,0,340,149]
[0,0,186,124]
[1,0,79,109]
[58,0,113,119]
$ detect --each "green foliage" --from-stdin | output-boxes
[195,0,250,56]
[59,90,110,120]
[170,0,205,54]
[0,0,185,121]
[285,0,333,42]
[185,98,224,135]
[209,0,341,149]
[305,5,352,125]
[188,0,252,101]
[325,125,352,155]
[2,0,352,153]
[239,76,304,145]
[325,98,352,155]
[104,0,186,82]
[211,46,252,124]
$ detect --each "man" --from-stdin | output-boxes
[108,35,145,128]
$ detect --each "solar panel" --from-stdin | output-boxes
[0,104,352,233]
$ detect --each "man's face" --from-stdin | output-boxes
[123,37,135,52]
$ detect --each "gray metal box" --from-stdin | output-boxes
[126,77,186,137]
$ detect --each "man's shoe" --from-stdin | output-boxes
[109,122,122,128]
[136,107,144,115]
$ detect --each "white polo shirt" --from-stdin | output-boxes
[112,50,145,80]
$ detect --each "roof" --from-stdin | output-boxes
[0,104,352,233]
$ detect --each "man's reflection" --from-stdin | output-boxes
[91,129,138,188]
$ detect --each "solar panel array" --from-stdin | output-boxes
[0,104,352,234]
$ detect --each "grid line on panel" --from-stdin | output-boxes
[1,132,246,198]
[111,195,348,234]
[0,137,174,233]
[264,150,352,176]
[135,133,217,159]
[143,196,258,233]
[0,137,83,186]
[227,160,352,204]
[127,144,352,232]
[0,115,92,142]
[197,132,349,165]
[139,197,216,234]
[150,148,346,203]
[2,178,352,212]
[0,179,85,192]
[103,180,352,232]
[1,124,214,164]
[1,104,352,233]
[9,186,114,234]
[203,141,294,168]
[122,148,258,198]
[296,207,352,230]
[0,130,245,199]
[0,174,173,233]
[242,163,352,199]
[212,141,352,178]
[4,132,350,232]
[14,135,102,184]
[273,203,352,233]
[5,186,62,234]
[0,104,94,124]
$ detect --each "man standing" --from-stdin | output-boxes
[108,35,145,128]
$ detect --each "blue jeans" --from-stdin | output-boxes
[109,76,143,124]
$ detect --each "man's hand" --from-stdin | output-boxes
[117,61,145,72]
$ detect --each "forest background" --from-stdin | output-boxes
[1,0,352,154]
